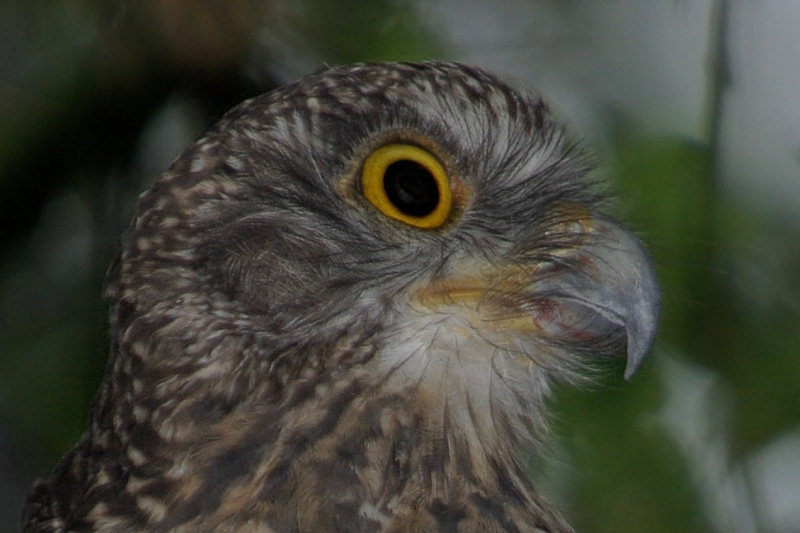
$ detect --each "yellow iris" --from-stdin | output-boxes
[361,144,453,229]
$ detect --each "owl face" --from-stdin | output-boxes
[119,63,658,406]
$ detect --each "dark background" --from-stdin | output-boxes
[2,1,799,532]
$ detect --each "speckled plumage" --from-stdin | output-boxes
[22,62,659,533]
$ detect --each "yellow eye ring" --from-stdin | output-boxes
[361,144,453,229]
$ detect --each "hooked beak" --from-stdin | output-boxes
[415,212,660,380]
[531,215,660,379]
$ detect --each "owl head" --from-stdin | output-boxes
[41,62,659,533]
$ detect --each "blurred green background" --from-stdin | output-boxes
[1,1,799,531]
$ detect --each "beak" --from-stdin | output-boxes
[415,213,660,380]
[529,215,660,379]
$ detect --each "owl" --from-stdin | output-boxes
[22,62,659,533]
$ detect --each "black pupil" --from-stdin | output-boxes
[383,160,440,217]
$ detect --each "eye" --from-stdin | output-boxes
[361,144,453,229]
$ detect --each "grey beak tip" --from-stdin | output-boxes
[623,296,660,380]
